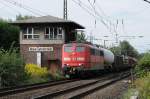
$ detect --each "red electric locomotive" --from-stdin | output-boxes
[62,43,114,77]
[62,42,136,77]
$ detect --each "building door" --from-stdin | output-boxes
[37,52,41,67]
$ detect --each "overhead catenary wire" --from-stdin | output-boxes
[71,0,120,46]
[0,0,20,14]
[2,0,118,36]
[95,1,107,18]
[3,0,47,16]
[76,0,118,35]
[87,0,97,30]
[93,0,116,35]
[91,1,124,42]
[0,4,14,17]
[87,0,110,30]
[94,0,116,26]
[88,0,108,23]
[144,0,150,4]
[121,19,127,35]
[5,0,43,16]
[0,1,21,17]
[88,0,119,34]
[88,0,97,29]
[72,0,117,45]
[73,0,110,30]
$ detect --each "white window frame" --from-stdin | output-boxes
[44,27,63,40]
[23,27,40,40]
[57,27,63,39]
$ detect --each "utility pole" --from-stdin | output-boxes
[90,32,93,43]
[115,33,118,43]
[63,0,68,20]
[104,40,108,48]
[115,19,119,44]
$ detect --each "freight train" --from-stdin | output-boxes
[62,43,136,77]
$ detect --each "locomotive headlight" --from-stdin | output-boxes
[79,63,82,66]
[77,57,85,61]
[64,57,71,61]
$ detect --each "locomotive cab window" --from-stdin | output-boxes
[64,47,73,52]
[64,46,84,52]
[76,47,84,52]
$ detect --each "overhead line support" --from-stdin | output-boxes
[144,0,150,3]
[64,0,68,20]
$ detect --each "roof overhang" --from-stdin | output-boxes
[11,21,85,29]
[10,16,85,29]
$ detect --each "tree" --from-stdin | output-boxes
[110,40,139,58]
[76,32,87,42]
[0,20,20,50]
[0,14,34,50]
[110,46,121,55]
[120,40,139,57]
[16,14,34,20]
[138,53,145,59]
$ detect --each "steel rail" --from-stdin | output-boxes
[33,71,130,99]
[33,74,120,99]
[0,79,78,97]
[70,72,130,99]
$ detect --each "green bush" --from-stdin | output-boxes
[25,64,51,84]
[124,52,150,98]
[0,48,27,87]
[124,73,150,99]
[0,20,20,50]
[135,52,150,77]
[134,73,150,99]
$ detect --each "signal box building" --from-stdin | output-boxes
[12,15,84,69]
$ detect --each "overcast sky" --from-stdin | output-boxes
[0,0,150,53]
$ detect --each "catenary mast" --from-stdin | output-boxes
[63,0,68,20]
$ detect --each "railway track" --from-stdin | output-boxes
[0,77,106,99]
[0,79,78,97]
[0,70,130,99]
[33,71,130,99]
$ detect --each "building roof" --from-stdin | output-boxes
[11,15,85,29]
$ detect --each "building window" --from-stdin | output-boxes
[44,27,63,40]
[45,27,50,39]
[54,27,57,39]
[58,27,63,39]
[22,27,40,39]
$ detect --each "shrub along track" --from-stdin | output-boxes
[0,71,130,99]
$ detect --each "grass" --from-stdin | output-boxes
[123,72,150,99]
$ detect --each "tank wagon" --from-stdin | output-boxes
[62,43,136,77]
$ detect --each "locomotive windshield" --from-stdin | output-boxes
[64,46,84,52]
[64,47,73,52]
[76,47,84,52]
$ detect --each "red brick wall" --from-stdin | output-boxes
[20,44,63,67]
